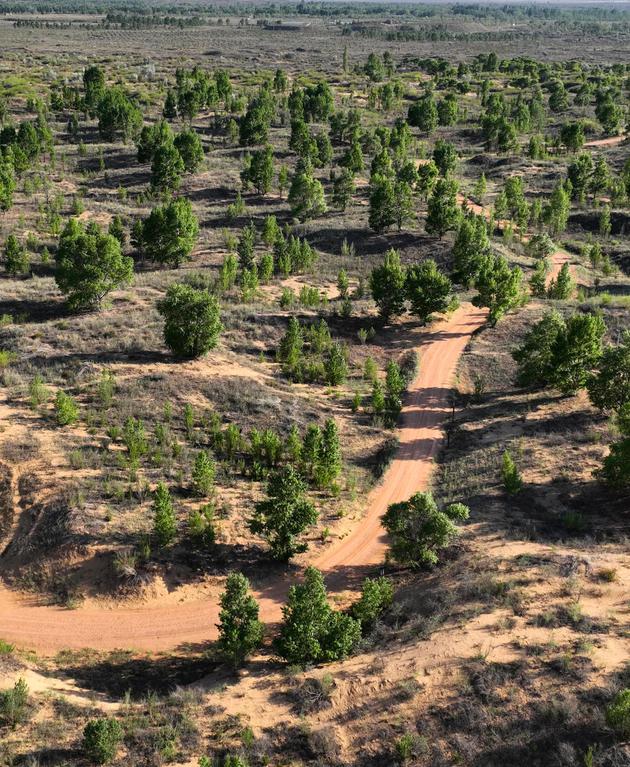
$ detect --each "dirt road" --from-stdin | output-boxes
[0,304,487,653]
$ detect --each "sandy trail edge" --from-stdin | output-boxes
[0,304,487,653]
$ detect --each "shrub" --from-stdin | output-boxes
[158,283,223,359]
[153,481,177,547]
[83,717,123,764]
[0,677,29,727]
[188,503,216,549]
[54,390,79,426]
[192,451,215,496]
[605,689,630,737]
[351,577,394,628]
[217,572,264,668]
[383,491,469,567]
[501,450,523,494]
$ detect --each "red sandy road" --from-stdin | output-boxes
[0,304,487,654]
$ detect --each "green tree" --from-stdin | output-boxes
[142,198,198,268]
[217,572,264,668]
[598,408,630,490]
[288,159,327,222]
[547,262,573,299]
[325,343,348,386]
[405,259,452,325]
[174,128,204,173]
[248,466,317,561]
[383,491,469,567]
[83,64,105,114]
[153,481,177,547]
[407,92,437,134]
[192,451,215,496]
[368,173,396,233]
[0,677,29,728]
[55,219,133,311]
[97,87,142,142]
[151,138,185,194]
[243,145,274,195]
[529,258,550,298]
[0,156,16,211]
[605,688,630,736]
[277,316,304,376]
[4,234,29,275]
[369,248,407,322]
[426,178,459,239]
[332,166,355,211]
[314,418,342,488]
[501,450,523,494]
[83,718,123,765]
[432,139,458,177]
[276,566,360,665]
[472,254,524,326]
[351,576,394,628]
[136,119,173,163]
[512,310,565,387]
[158,283,222,359]
[544,182,570,236]
[588,331,630,412]
[452,215,490,287]
[550,312,606,394]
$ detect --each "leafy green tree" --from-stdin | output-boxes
[437,93,459,126]
[288,159,327,222]
[405,259,452,325]
[151,139,185,194]
[407,92,437,134]
[351,577,394,629]
[314,418,342,488]
[588,331,630,412]
[277,316,304,376]
[527,233,555,260]
[432,139,458,177]
[163,89,177,119]
[560,121,585,152]
[136,119,173,163]
[83,64,106,114]
[54,390,79,426]
[547,262,573,299]
[368,173,396,233]
[529,258,550,298]
[605,688,630,736]
[512,310,565,388]
[142,198,198,268]
[501,450,523,494]
[108,215,126,247]
[416,160,438,200]
[0,677,29,728]
[598,407,630,490]
[97,87,142,142]
[174,128,204,173]
[248,466,317,561]
[4,234,29,275]
[158,283,223,359]
[452,215,490,288]
[239,88,274,145]
[568,152,593,203]
[243,145,274,195]
[383,491,469,567]
[332,167,355,211]
[369,248,407,322]
[217,572,264,668]
[426,178,460,239]
[153,481,177,547]
[472,254,524,326]
[192,451,215,496]
[544,182,570,235]
[325,343,348,386]
[0,156,16,211]
[550,312,606,394]
[55,219,133,311]
[83,718,123,765]
[276,566,360,665]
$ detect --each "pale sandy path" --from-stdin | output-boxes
[0,304,487,653]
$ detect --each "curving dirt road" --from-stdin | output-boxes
[0,304,487,653]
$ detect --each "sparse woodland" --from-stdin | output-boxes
[0,2,629,766]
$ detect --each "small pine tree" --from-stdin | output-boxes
[153,481,177,547]
[192,451,215,496]
[4,234,29,275]
[501,450,523,494]
[54,390,79,426]
[547,262,573,300]
[83,718,123,765]
[217,572,264,668]
[314,418,342,488]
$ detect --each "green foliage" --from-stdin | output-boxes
[153,481,177,547]
[55,219,133,311]
[158,283,223,359]
[4,234,29,275]
[405,259,452,325]
[0,677,29,728]
[513,310,606,394]
[473,254,524,326]
[151,138,185,194]
[83,717,123,764]
[605,689,630,737]
[529,258,550,298]
[547,262,573,299]
[188,503,216,549]
[174,127,204,173]
[54,390,79,426]
[407,91,437,133]
[587,331,630,412]
[97,87,142,142]
[351,577,394,628]
[370,248,407,322]
[324,343,348,386]
[426,177,460,238]
[0,156,16,211]
[217,572,264,668]
[313,418,342,488]
[288,159,327,221]
[452,215,490,288]
[249,465,317,561]
[502,450,523,494]
[192,451,215,496]
[383,491,469,567]
[276,566,361,665]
